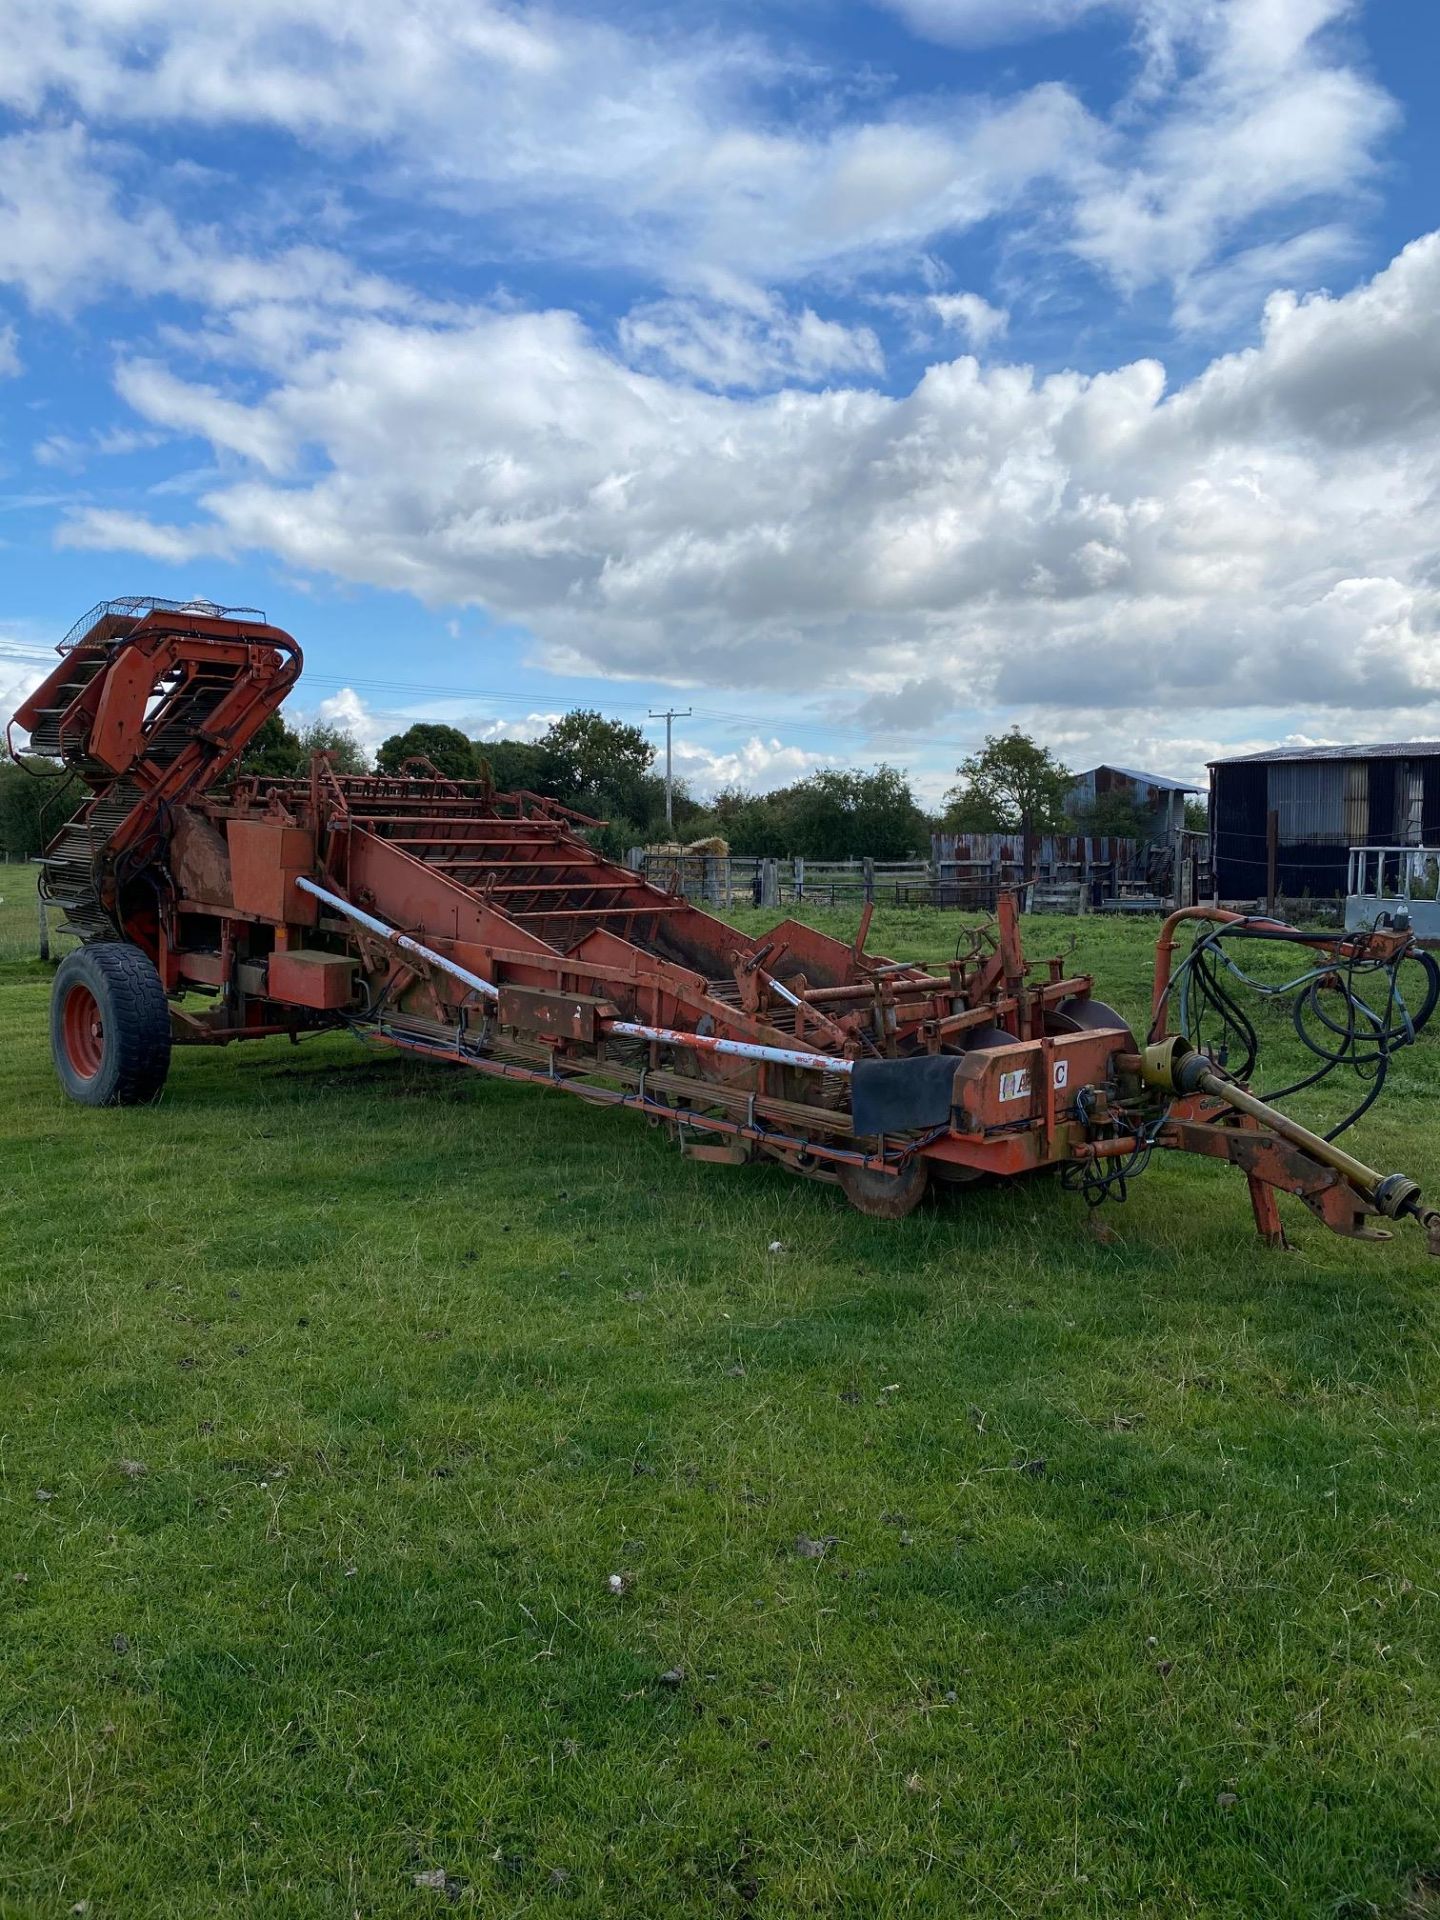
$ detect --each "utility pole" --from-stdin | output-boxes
[649,706,691,830]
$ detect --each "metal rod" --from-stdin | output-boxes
[608,1020,853,1075]
[427,873,638,890]
[1190,1066,1384,1198]
[799,976,938,1004]
[355,825,564,838]
[511,904,682,918]
[754,964,853,1049]
[299,877,847,1072]
[296,875,500,1001]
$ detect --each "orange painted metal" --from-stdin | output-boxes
[228,822,318,925]
[175,951,229,988]
[60,980,103,1079]
[16,598,1436,1255]
[267,949,358,1010]
[1160,1114,1385,1242]
[497,984,615,1044]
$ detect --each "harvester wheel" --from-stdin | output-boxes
[838,1155,930,1220]
[51,943,172,1107]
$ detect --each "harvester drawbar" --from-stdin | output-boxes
[12,599,1440,1256]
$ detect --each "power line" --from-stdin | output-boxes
[298,669,975,754]
[301,668,1210,783]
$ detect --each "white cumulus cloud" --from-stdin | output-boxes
[924,292,1009,347]
[0,0,1390,323]
[671,734,831,794]
[55,232,1440,760]
[0,0,1428,789]
[0,124,428,318]
[619,294,884,391]
[881,0,1117,48]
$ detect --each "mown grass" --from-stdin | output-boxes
[3,866,1439,1918]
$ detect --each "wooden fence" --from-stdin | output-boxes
[629,852,934,909]
[631,832,1211,913]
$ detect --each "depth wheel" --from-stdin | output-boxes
[51,943,172,1107]
[838,1156,930,1220]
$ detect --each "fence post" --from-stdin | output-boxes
[760,858,779,909]
[863,856,874,903]
[794,855,805,901]
[1266,809,1279,914]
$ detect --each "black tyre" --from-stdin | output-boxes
[51,943,172,1107]
[838,1155,930,1219]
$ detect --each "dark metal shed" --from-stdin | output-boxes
[1209,742,1440,901]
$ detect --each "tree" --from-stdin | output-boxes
[683,785,776,853]
[241,713,368,777]
[0,748,67,858]
[780,766,928,860]
[845,764,930,860]
[1071,790,1153,839]
[944,730,1072,840]
[1184,796,1209,834]
[537,710,655,820]
[693,766,927,859]
[376,722,479,781]
[695,793,783,856]
[480,737,547,794]
[240,712,307,778]
[297,720,369,774]
[706,786,753,828]
[666,781,704,834]
[475,713,677,850]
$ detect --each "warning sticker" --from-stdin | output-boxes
[998,1068,1031,1103]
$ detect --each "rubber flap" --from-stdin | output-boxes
[851,1054,960,1137]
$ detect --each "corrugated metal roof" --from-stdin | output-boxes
[1212,742,1440,767]
[1082,763,1200,792]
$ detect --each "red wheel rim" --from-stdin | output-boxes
[62,982,105,1078]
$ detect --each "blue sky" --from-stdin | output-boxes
[2,0,1439,801]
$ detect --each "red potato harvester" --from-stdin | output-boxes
[11,597,1440,1256]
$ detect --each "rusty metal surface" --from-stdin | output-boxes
[15,599,1435,1257]
[268,949,358,1011]
[497,984,613,1045]
[229,822,317,926]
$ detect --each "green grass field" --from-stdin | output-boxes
[3,866,1439,1918]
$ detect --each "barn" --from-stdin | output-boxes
[1209,742,1440,903]
[1064,764,1198,840]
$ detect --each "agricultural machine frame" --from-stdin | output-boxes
[11,599,1439,1257]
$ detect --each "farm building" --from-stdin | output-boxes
[1064,764,1198,839]
[1210,741,1440,902]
